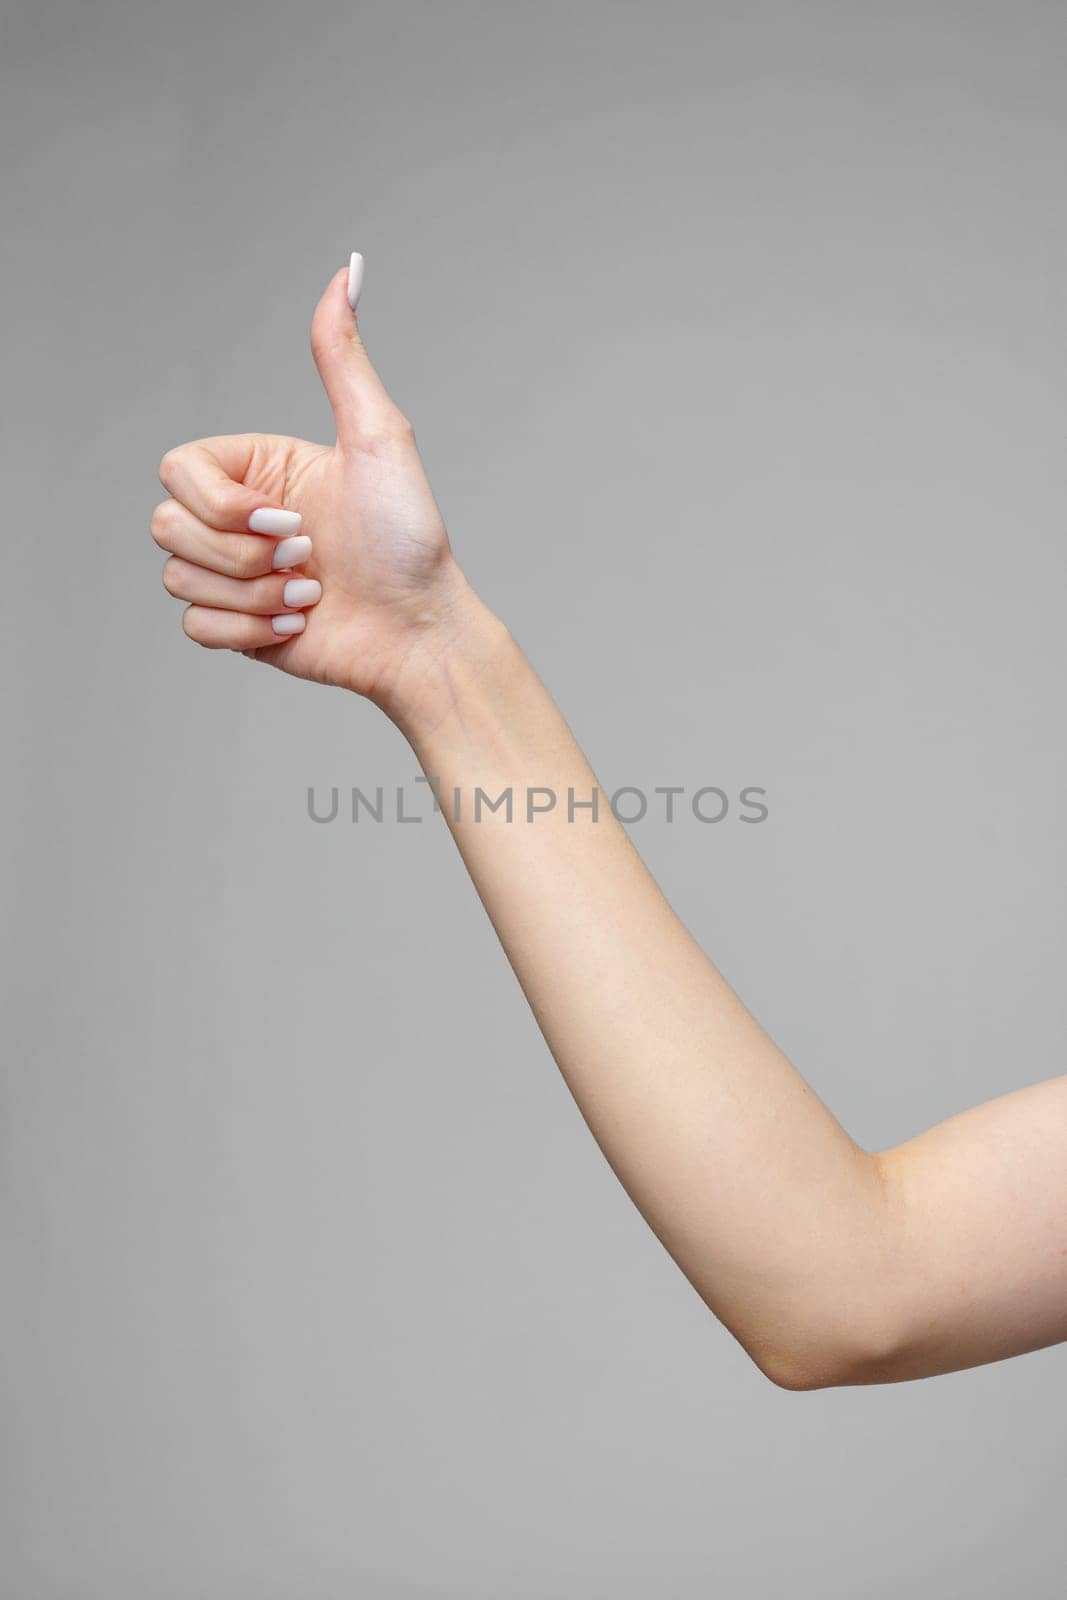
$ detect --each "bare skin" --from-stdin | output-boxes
[154,266,1067,1389]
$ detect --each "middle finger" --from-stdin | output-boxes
[151,498,312,578]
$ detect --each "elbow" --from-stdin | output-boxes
[709,1155,919,1391]
[754,1348,852,1393]
[741,1315,914,1393]
[746,1341,842,1393]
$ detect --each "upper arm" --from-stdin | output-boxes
[868,1074,1067,1383]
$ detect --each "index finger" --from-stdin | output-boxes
[158,436,301,536]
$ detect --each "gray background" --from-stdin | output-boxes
[3,1,1065,1594]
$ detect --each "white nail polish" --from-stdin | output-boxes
[347,251,364,311]
[283,577,322,608]
[272,612,306,636]
[249,507,302,536]
[272,534,312,570]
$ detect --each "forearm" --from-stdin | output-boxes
[387,579,897,1389]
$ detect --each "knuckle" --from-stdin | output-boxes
[150,500,177,547]
[158,446,184,488]
[218,616,253,654]
[358,406,414,455]
[181,605,205,645]
[310,316,349,366]
[162,556,185,596]
[206,484,235,525]
[227,534,264,578]
[247,577,273,612]
[309,323,331,364]
[382,404,413,440]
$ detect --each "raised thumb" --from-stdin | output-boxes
[310,254,395,450]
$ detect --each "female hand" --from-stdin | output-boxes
[152,256,472,716]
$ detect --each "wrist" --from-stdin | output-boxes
[367,560,516,744]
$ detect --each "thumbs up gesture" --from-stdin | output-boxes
[152,255,471,718]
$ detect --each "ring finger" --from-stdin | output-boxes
[163,556,322,615]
